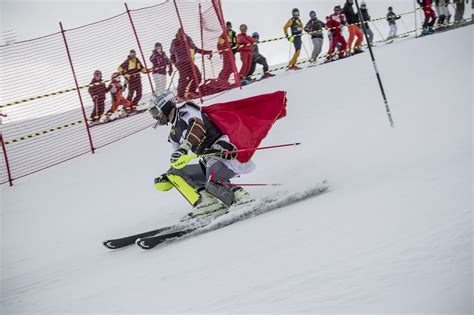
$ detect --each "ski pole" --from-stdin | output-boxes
[227,183,282,187]
[167,70,176,90]
[400,17,410,33]
[171,142,301,169]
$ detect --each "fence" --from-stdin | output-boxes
[0,0,239,185]
[0,1,471,186]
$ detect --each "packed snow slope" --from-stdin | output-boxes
[2,26,472,313]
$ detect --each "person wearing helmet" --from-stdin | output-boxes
[88,70,107,123]
[386,6,401,39]
[102,72,132,122]
[359,2,374,46]
[326,5,348,60]
[304,10,325,64]
[247,32,274,79]
[283,8,304,70]
[343,0,364,55]
[149,42,173,92]
[149,90,254,213]
[217,21,238,84]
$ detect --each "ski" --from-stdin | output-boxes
[135,182,329,250]
[103,225,173,249]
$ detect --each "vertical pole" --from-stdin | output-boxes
[211,0,242,89]
[173,0,204,103]
[354,0,395,127]
[414,0,418,37]
[0,132,13,186]
[125,3,155,95]
[199,4,207,89]
[60,22,95,153]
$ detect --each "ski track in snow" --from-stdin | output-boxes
[1,26,473,313]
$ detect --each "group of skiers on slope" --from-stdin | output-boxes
[417,0,470,35]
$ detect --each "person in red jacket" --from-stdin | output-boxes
[103,72,132,122]
[326,5,348,61]
[88,70,107,122]
[217,21,237,85]
[237,24,256,79]
[417,0,437,34]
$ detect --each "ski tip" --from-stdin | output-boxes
[136,238,152,250]
[103,240,116,249]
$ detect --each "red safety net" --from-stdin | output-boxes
[0,0,238,185]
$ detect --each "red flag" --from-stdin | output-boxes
[202,91,287,163]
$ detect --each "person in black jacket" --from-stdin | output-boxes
[247,32,274,78]
[343,0,364,54]
[304,10,325,63]
[359,2,374,45]
[88,70,107,122]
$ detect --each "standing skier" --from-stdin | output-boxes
[88,70,107,123]
[417,0,438,34]
[217,21,237,84]
[386,7,401,39]
[148,90,287,213]
[326,6,348,61]
[149,42,173,92]
[304,10,325,64]
[283,8,304,70]
[359,2,374,46]
[103,72,132,122]
[343,0,364,55]
[237,24,257,79]
[248,32,274,78]
[453,0,467,24]
[435,0,452,27]
[117,49,146,110]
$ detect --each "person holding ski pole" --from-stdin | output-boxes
[148,90,287,214]
[386,7,401,39]
[283,8,304,70]
[304,10,325,64]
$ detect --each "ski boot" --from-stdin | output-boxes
[353,48,364,55]
[232,186,254,205]
[421,28,430,36]
[428,27,435,34]
[262,72,275,79]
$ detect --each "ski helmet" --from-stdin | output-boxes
[252,32,259,39]
[292,8,300,16]
[309,10,317,18]
[111,72,120,80]
[148,90,176,125]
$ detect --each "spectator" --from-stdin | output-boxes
[359,2,374,46]
[149,42,173,93]
[417,0,437,35]
[343,0,364,54]
[217,21,237,85]
[436,0,452,27]
[103,72,132,122]
[326,6,348,61]
[283,8,304,70]
[236,24,256,79]
[247,32,274,78]
[117,49,146,110]
[304,10,325,64]
[170,28,212,102]
[453,0,467,24]
[386,7,401,39]
[88,70,107,123]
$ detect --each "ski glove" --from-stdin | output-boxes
[206,140,238,160]
[170,143,190,164]
[287,35,295,42]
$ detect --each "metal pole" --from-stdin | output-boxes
[211,0,242,89]
[355,0,395,127]
[199,4,207,95]
[125,3,155,95]
[59,22,95,153]
[0,132,13,186]
[173,0,204,103]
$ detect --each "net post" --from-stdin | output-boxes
[0,132,13,186]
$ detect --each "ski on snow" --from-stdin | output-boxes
[104,182,329,251]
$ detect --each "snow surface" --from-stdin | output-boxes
[1,26,472,313]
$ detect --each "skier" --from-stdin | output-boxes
[247,32,274,78]
[149,42,173,92]
[170,28,212,102]
[304,10,325,64]
[283,8,304,70]
[217,21,238,84]
[417,0,437,35]
[236,24,257,79]
[326,6,348,61]
[102,72,132,122]
[453,0,466,24]
[359,2,374,46]
[343,0,364,55]
[435,0,451,27]
[148,90,287,213]
[117,49,147,110]
[386,7,401,39]
[88,70,107,123]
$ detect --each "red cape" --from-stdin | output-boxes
[202,91,287,163]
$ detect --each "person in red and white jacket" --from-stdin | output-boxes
[326,5,348,60]
[236,24,256,80]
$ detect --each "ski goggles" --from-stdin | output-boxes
[149,106,167,125]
